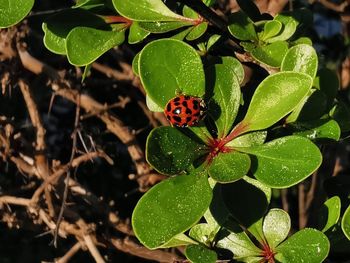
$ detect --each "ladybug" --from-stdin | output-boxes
[164,95,207,127]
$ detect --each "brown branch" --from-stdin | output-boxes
[111,237,183,263]
[18,79,50,179]
[56,242,82,263]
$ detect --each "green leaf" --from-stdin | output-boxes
[171,27,193,40]
[75,0,104,8]
[330,101,350,132]
[228,131,267,147]
[240,72,313,133]
[82,63,92,82]
[317,196,341,233]
[241,42,255,52]
[0,0,34,28]
[128,21,150,44]
[237,136,322,188]
[132,173,212,249]
[146,95,163,112]
[132,51,140,76]
[208,151,250,183]
[185,244,217,263]
[275,228,330,263]
[159,233,197,248]
[206,64,241,137]
[189,223,215,245]
[66,27,125,66]
[146,127,206,175]
[138,20,192,33]
[228,11,257,41]
[42,9,106,55]
[215,56,245,85]
[260,20,282,41]
[221,177,271,227]
[251,41,288,67]
[291,119,341,141]
[266,14,297,43]
[342,204,350,240]
[186,22,208,41]
[112,0,186,22]
[206,34,221,52]
[263,209,291,248]
[281,44,318,79]
[216,221,262,258]
[139,39,205,108]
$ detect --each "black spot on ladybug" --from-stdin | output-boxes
[184,95,190,100]
[166,103,171,112]
[186,116,192,123]
[174,97,180,102]
[182,101,188,107]
[166,114,171,120]
[185,108,192,114]
[174,102,180,106]
[173,116,182,123]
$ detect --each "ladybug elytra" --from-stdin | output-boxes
[164,95,207,127]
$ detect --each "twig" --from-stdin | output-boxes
[18,79,50,179]
[111,237,182,263]
[83,235,106,263]
[0,196,31,207]
[54,98,80,247]
[56,242,82,263]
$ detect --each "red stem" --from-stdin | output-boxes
[102,16,133,25]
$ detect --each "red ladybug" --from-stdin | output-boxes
[164,95,207,127]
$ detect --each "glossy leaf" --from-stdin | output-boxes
[138,20,192,33]
[42,9,106,55]
[171,27,193,40]
[185,244,217,263]
[146,95,163,112]
[342,204,350,240]
[260,20,282,41]
[132,173,212,249]
[189,223,215,245]
[206,34,221,52]
[112,0,186,22]
[66,27,125,66]
[206,64,241,137]
[281,44,318,78]
[263,209,291,248]
[228,131,267,147]
[240,72,313,133]
[275,228,330,263]
[128,21,150,44]
[216,221,262,258]
[317,196,341,233]
[266,14,297,43]
[221,177,271,227]
[292,119,341,141]
[186,22,208,41]
[139,39,205,108]
[146,127,206,175]
[159,233,197,248]
[237,136,322,188]
[251,41,288,68]
[0,0,34,28]
[216,56,245,85]
[228,11,257,41]
[208,151,250,183]
[132,51,140,76]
